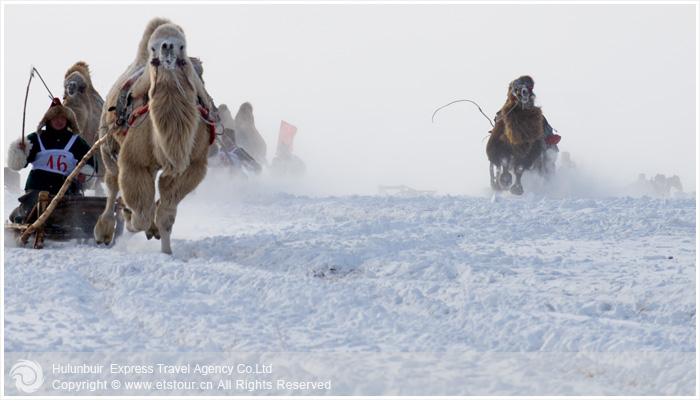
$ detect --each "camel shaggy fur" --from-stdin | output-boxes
[93,18,213,254]
[486,75,544,195]
[218,102,267,165]
[62,61,105,191]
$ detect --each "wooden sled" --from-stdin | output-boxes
[5,191,124,249]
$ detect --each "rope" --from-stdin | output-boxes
[32,67,55,100]
[170,66,191,103]
[494,101,519,124]
[432,99,494,128]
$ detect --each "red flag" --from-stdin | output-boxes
[276,120,298,156]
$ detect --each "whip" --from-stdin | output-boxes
[431,99,494,128]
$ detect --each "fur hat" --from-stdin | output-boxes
[37,98,80,135]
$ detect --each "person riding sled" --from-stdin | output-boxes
[7,98,97,223]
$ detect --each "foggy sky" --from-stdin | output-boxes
[2,2,697,196]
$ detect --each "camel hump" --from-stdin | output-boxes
[64,61,91,80]
[136,17,176,62]
[236,102,254,119]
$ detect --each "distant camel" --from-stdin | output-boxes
[218,102,267,166]
[62,61,105,192]
[93,18,215,254]
[486,75,545,195]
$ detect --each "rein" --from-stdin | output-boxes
[494,101,519,124]
[171,60,192,103]
[432,99,494,128]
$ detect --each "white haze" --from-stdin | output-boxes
[1,2,697,197]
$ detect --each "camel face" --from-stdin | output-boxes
[64,74,87,97]
[517,85,531,105]
[149,32,186,71]
[511,76,536,109]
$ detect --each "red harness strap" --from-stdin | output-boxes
[198,105,217,145]
[121,103,150,136]
[119,98,216,145]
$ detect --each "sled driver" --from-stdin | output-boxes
[7,98,97,223]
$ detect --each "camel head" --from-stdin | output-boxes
[509,75,536,109]
[148,24,188,71]
[64,72,87,98]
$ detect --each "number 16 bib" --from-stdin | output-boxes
[31,134,79,176]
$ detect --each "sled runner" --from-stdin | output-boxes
[5,191,124,249]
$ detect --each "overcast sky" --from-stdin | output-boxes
[1,2,697,196]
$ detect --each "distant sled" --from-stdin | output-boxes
[378,185,436,197]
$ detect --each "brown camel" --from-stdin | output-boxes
[62,61,105,193]
[93,18,215,254]
[218,102,268,166]
[486,75,545,195]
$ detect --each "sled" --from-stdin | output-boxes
[378,185,437,197]
[5,191,124,249]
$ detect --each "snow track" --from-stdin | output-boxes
[3,187,696,395]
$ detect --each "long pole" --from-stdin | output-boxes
[20,67,35,149]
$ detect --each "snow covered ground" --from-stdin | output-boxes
[2,168,696,397]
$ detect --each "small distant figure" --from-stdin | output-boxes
[652,174,683,197]
[560,151,577,170]
[630,173,683,197]
[486,75,560,195]
[270,121,305,177]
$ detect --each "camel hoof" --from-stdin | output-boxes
[510,184,524,195]
[145,230,161,241]
[498,171,512,188]
[146,222,160,240]
[94,215,115,246]
[121,208,139,233]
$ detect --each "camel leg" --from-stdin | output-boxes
[489,163,499,191]
[155,159,207,254]
[119,162,159,238]
[497,157,513,189]
[541,147,558,181]
[510,165,525,195]
[94,170,120,245]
